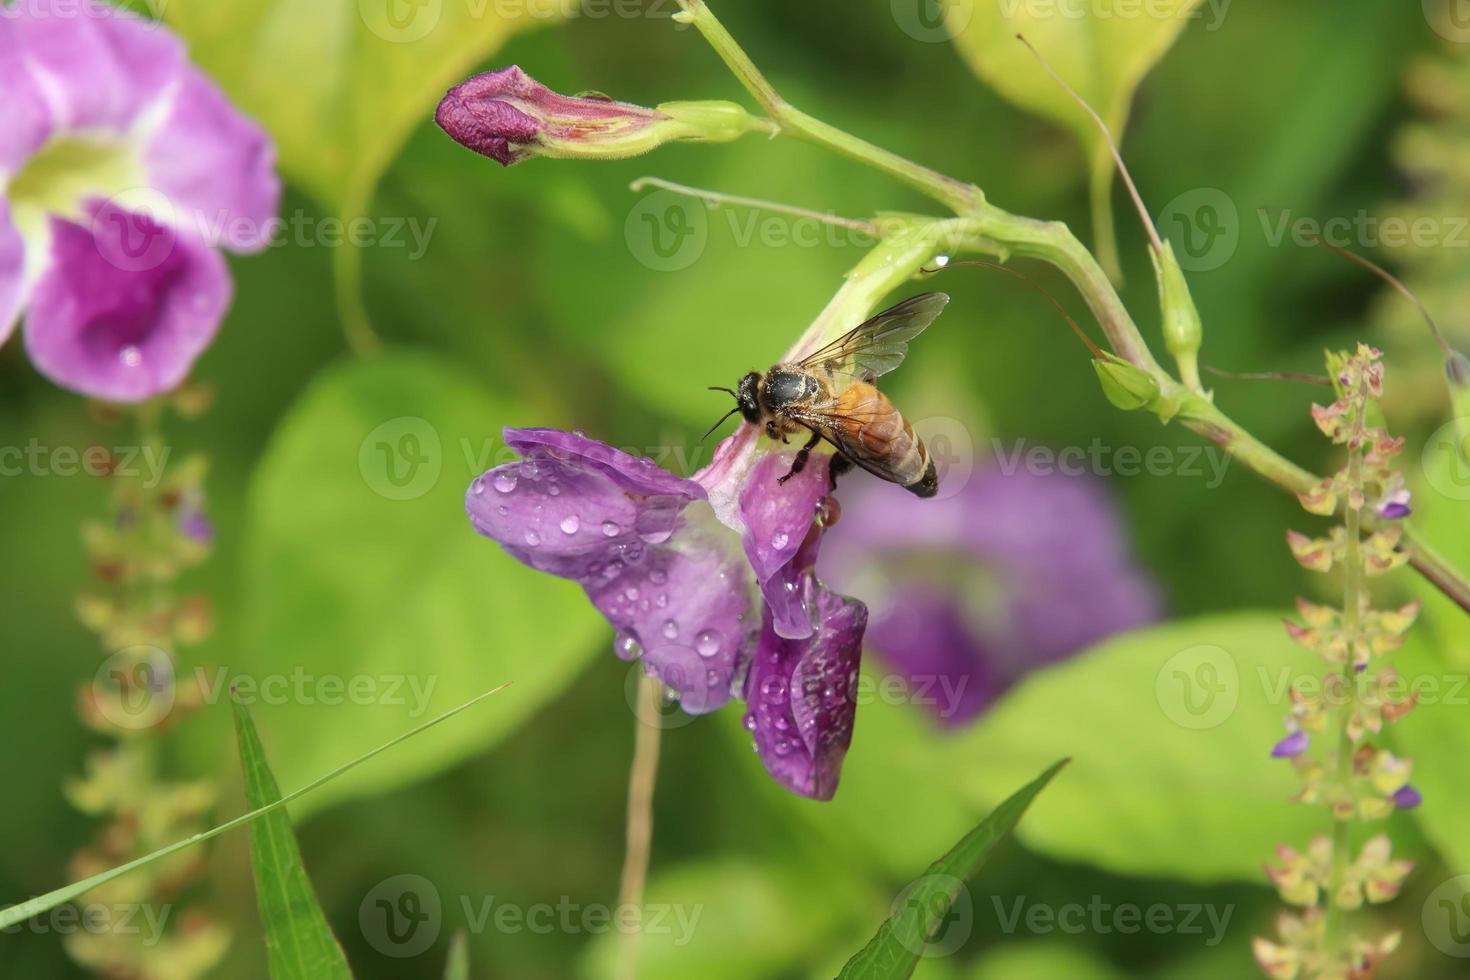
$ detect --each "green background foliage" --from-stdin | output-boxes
[2,1,1468,977]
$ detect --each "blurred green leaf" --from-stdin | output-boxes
[163,0,567,213]
[578,860,867,980]
[944,614,1322,881]
[968,941,1123,980]
[837,760,1066,980]
[233,701,354,980]
[943,0,1202,275]
[240,352,602,815]
[1399,450,1470,873]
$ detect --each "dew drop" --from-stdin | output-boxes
[649,569,668,586]
[761,676,788,701]
[741,711,757,732]
[497,505,508,516]
[705,669,720,686]
[559,515,580,535]
[696,629,721,658]
[770,531,790,551]
[493,472,518,493]
[774,738,792,756]
[614,629,642,660]
[602,521,620,537]
[547,483,561,496]
[470,476,485,496]
[774,716,789,732]
[661,620,679,640]
[654,593,668,609]
[523,529,540,546]
[624,586,640,601]
[120,345,142,368]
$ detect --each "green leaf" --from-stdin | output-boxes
[240,352,602,816]
[942,613,1323,882]
[968,942,1125,980]
[944,0,1203,275]
[444,932,469,980]
[233,701,354,980]
[0,685,508,934]
[836,760,1067,980]
[163,0,567,213]
[577,860,868,980]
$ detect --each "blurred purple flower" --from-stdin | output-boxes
[820,466,1160,727]
[0,0,278,402]
[1391,784,1422,809]
[1271,730,1310,759]
[467,428,861,798]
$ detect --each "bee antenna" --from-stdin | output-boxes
[700,406,741,444]
[708,386,737,398]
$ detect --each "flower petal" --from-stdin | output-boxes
[22,199,230,402]
[505,427,705,501]
[739,451,831,640]
[467,430,753,713]
[744,588,866,800]
[142,67,280,253]
[865,588,1000,727]
[11,0,183,134]
[0,200,24,346]
[0,18,54,176]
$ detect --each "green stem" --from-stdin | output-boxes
[671,0,1470,616]
[1322,410,1366,953]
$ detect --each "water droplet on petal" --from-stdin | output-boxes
[774,738,792,756]
[497,505,508,516]
[625,586,640,600]
[649,569,668,585]
[742,711,757,731]
[602,521,620,537]
[614,629,642,660]
[559,515,580,534]
[523,530,540,546]
[494,472,518,493]
[548,483,561,496]
[470,477,486,496]
[705,669,720,685]
[654,593,668,608]
[770,531,790,551]
[120,345,142,368]
[696,629,721,658]
[661,620,679,640]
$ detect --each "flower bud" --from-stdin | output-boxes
[1152,241,1205,391]
[436,66,762,166]
[1093,353,1160,412]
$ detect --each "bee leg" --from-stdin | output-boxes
[827,452,854,492]
[777,431,822,486]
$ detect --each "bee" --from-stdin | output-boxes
[706,292,949,497]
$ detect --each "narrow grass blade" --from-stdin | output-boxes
[235,701,353,979]
[837,759,1069,980]
[444,931,469,980]
[0,683,511,932]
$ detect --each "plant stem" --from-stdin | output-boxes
[1322,411,1366,952]
[669,0,1470,615]
[615,675,664,980]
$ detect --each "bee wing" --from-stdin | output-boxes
[797,292,949,386]
[785,395,914,486]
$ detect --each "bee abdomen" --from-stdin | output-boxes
[837,384,935,493]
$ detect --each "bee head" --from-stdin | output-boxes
[736,372,762,424]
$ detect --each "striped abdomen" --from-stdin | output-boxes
[831,382,937,497]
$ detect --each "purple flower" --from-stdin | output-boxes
[820,466,1160,727]
[1391,784,1422,809]
[467,428,863,797]
[1271,730,1310,759]
[1376,487,1411,521]
[436,66,758,167]
[0,0,279,402]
